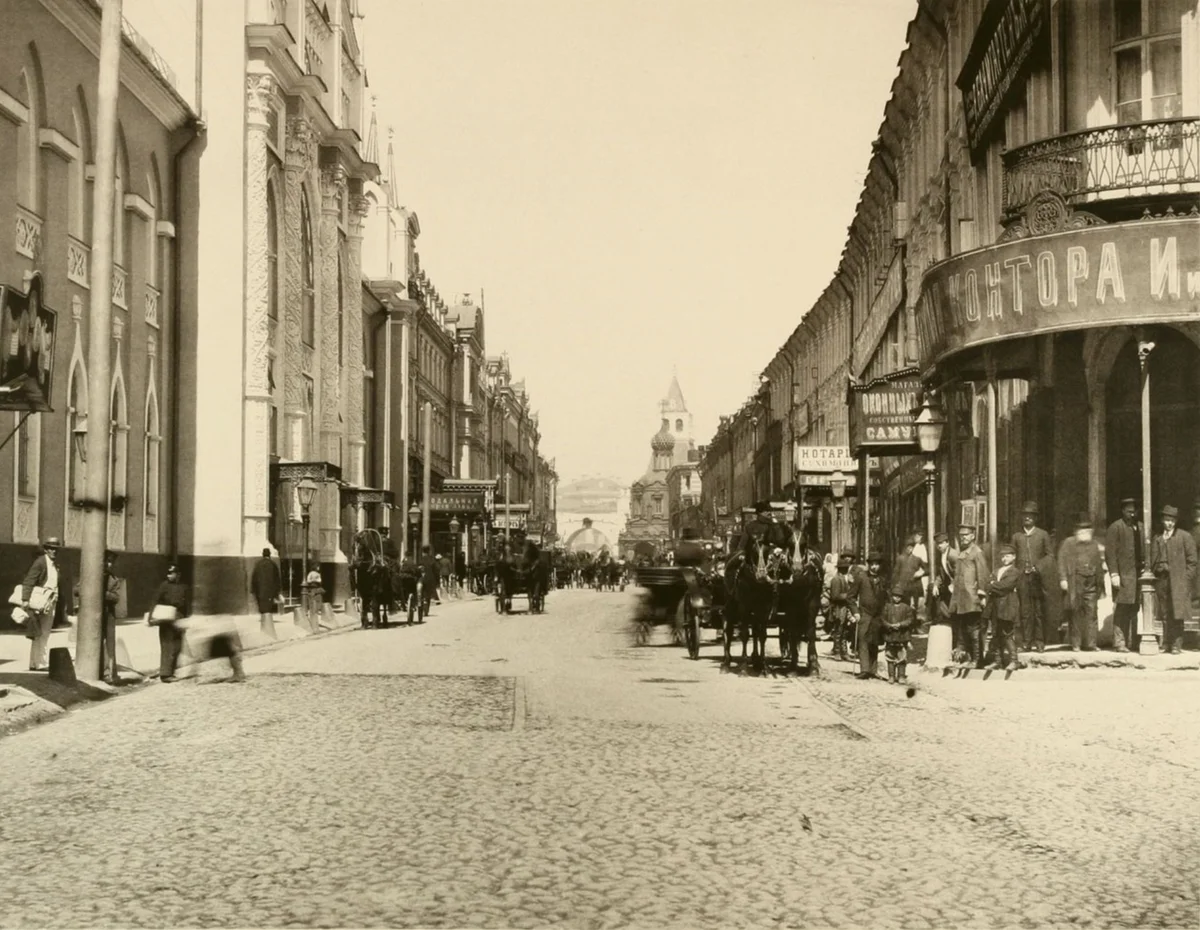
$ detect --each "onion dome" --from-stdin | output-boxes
[651,423,674,455]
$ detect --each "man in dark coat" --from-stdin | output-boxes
[984,543,1021,671]
[1151,504,1197,655]
[250,547,281,637]
[378,526,400,561]
[1058,514,1107,651]
[927,532,954,627]
[21,537,72,671]
[891,536,923,606]
[950,523,989,668]
[420,545,440,616]
[1106,497,1143,652]
[1012,501,1054,652]
[855,551,887,680]
[741,502,774,559]
[827,551,859,662]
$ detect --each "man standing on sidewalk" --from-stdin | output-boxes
[1106,498,1143,652]
[250,548,281,639]
[950,524,989,668]
[1058,514,1107,652]
[1012,501,1053,653]
[855,551,887,680]
[1151,504,1196,655]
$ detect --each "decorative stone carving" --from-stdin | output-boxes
[245,73,276,130]
[282,161,307,425]
[318,205,341,437]
[319,165,346,215]
[285,116,316,173]
[998,189,1105,243]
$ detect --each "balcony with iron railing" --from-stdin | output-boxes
[1003,118,1200,217]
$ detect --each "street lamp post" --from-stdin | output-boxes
[296,478,319,615]
[409,503,421,554]
[914,389,948,666]
[449,516,460,590]
[830,470,846,556]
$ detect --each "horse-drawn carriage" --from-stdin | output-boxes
[493,549,552,615]
[349,529,424,628]
[630,564,723,658]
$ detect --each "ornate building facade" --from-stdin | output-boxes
[180,0,376,611]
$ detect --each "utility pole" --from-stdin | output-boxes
[421,400,432,548]
[76,0,123,681]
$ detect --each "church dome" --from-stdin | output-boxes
[565,520,611,554]
[651,423,674,454]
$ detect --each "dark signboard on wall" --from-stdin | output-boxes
[0,281,57,412]
[429,491,486,514]
[957,0,1050,157]
[914,216,1200,369]
[848,368,921,456]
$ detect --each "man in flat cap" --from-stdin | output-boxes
[1058,514,1107,651]
[1012,501,1053,653]
[1151,504,1196,655]
[855,550,888,680]
[1106,498,1143,652]
[927,531,954,627]
[950,523,989,667]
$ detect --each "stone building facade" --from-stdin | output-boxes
[0,0,198,621]
[180,0,376,611]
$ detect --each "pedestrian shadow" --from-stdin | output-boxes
[0,668,115,707]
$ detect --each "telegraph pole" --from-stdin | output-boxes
[76,0,123,681]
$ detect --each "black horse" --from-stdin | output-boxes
[350,530,421,627]
[774,537,824,674]
[722,536,778,668]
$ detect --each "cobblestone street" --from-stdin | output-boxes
[3,589,1199,929]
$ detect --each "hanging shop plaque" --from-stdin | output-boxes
[957,0,1050,157]
[793,446,857,473]
[848,369,921,456]
[492,512,528,531]
[428,491,486,514]
[0,282,57,412]
[914,216,1200,369]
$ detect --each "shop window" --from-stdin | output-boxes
[1113,0,1182,124]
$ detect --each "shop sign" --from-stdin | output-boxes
[0,282,57,412]
[957,0,1049,156]
[492,512,527,531]
[848,371,920,455]
[793,445,857,473]
[797,472,859,488]
[428,491,486,513]
[851,252,905,378]
[915,217,1200,368]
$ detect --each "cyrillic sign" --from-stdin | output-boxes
[957,0,1049,156]
[428,492,486,513]
[848,370,921,455]
[915,217,1200,368]
[794,446,857,472]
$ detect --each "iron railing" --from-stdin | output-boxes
[1002,118,1200,215]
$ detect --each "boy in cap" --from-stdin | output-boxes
[855,551,887,679]
[1151,504,1197,655]
[827,551,858,662]
[984,543,1021,671]
[1057,514,1107,651]
[1106,497,1143,652]
[881,584,915,683]
[1012,501,1053,652]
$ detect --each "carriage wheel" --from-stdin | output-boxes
[683,599,700,660]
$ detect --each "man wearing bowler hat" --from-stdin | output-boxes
[950,523,989,667]
[1151,504,1196,655]
[1012,501,1054,652]
[1106,498,1143,652]
[1058,514,1107,651]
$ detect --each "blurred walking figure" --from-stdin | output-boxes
[250,548,281,638]
[984,544,1021,671]
[1058,514,1107,652]
[881,585,915,683]
[150,564,191,682]
[20,537,69,672]
[1151,504,1196,655]
[1012,501,1053,652]
[891,536,924,607]
[1106,498,1143,653]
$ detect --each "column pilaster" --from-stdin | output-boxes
[243,73,277,555]
[318,164,346,558]
[283,115,315,462]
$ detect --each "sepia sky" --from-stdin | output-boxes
[126,0,916,486]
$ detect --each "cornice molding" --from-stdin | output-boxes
[123,192,154,221]
[39,127,79,161]
[0,87,29,125]
[38,0,193,129]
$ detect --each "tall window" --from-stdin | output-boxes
[16,70,37,210]
[300,192,315,345]
[1114,0,1182,123]
[110,378,128,503]
[70,105,88,238]
[144,391,160,518]
[67,365,87,502]
[15,413,36,498]
[114,141,125,268]
[267,184,279,319]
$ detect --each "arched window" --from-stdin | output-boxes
[146,163,160,289]
[144,389,160,519]
[675,418,683,432]
[300,192,315,345]
[110,376,128,502]
[15,69,38,209]
[114,135,127,269]
[67,362,87,502]
[69,99,90,239]
[267,182,279,320]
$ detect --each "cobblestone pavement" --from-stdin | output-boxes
[2,588,1199,929]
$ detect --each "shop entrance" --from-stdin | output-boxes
[1105,328,1200,524]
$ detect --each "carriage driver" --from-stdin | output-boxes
[675,527,707,569]
[377,526,400,561]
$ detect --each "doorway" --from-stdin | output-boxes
[1105,328,1200,523]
